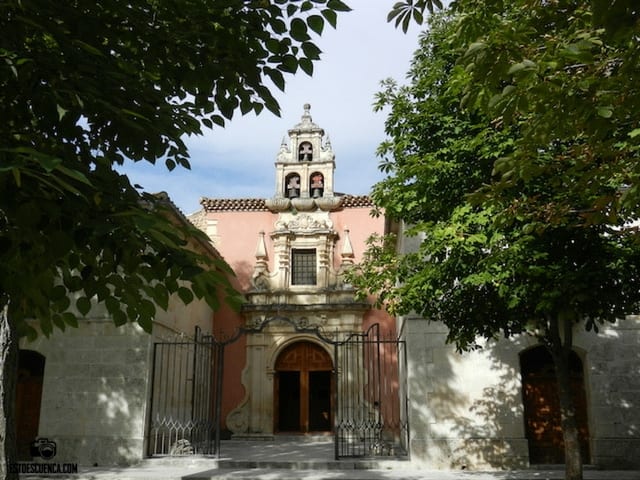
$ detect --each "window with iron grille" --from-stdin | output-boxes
[291,249,317,285]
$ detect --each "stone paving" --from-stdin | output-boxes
[20,438,640,480]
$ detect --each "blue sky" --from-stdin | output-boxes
[121,1,423,214]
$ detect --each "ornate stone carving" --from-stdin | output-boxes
[226,404,249,435]
[275,213,332,232]
[251,272,271,291]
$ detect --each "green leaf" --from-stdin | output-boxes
[52,314,66,331]
[62,312,78,328]
[177,286,194,304]
[301,42,322,60]
[327,0,351,12]
[299,57,314,76]
[76,296,92,316]
[266,68,286,91]
[211,115,225,127]
[57,104,68,121]
[321,9,338,28]
[629,128,640,138]
[464,42,486,58]
[290,18,310,41]
[597,106,613,118]
[113,309,128,327]
[307,15,325,35]
[153,283,170,310]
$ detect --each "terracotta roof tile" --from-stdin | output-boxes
[200,198,268,212]
[199,194,374,212]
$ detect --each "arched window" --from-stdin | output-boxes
[310,172,324,198]
[285,173,301,198]
[298,142,313,161]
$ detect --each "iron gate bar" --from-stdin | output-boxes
[147,327,222,457]
[147,318,408,460]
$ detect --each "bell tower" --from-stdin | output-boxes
[265,104,342,212]
[225,105,372,439]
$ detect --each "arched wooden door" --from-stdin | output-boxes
[17,350,45,460]
[275,341,333,433]
[520,346,590,464]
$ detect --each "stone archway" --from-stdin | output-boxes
[520,346,591,464]
[274,341,333,433]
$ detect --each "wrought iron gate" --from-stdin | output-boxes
[147,327,224,456]
[334,324,409,458]
[147,321,408,460]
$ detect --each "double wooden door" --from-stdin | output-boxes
[275,341,333,433]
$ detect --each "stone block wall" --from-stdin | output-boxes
[579,316,640,468]
[403,315,529,469]
[21,319,152,466]
[402,314,640,469]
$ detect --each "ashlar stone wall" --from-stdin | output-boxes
[403,315,640,470]
[21,318,151,466]
[19,292,214,466]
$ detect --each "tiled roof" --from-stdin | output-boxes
[200,198,268,212]
[199,194,374,212]
[340,195,374,208]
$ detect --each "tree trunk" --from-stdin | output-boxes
[555,349,583,480]
[0,300,19,480]
[548,313,583,480]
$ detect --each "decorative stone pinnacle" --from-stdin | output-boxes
[341,228,355,263]
[255,231,268,260]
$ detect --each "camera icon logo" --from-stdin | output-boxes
[30,438,57,460]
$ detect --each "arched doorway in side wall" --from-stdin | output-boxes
[16,350,46,460]
[520,346,591,464]
[275,341,333,433]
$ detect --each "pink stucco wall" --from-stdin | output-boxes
[205,204,395,427]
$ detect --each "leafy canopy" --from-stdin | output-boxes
[388,0,640,229]
[350,8,640,351]
[0,0,351,337]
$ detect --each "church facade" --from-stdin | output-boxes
[187,104,403,449]
[16,106,640,470]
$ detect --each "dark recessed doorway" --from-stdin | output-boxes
[275,341,333,433]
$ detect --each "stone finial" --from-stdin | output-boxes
[252,231,270,290]
[340,228,355,265]
[255,231,268,260]
[289,103,323,134]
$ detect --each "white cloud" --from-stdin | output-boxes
[122,1,423,213]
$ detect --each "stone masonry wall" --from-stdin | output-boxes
[403,314,640,469]
[21,319,152,466]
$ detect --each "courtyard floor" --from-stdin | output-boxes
[20,437,640,480]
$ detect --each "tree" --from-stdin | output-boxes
[0,0,350,477]
[389,0,640,228]
[350,9,640,480]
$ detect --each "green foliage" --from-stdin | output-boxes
[352,9,640,352]
[388,0,640,227]
[0,0,350,337]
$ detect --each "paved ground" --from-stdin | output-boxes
[19,437,640,480]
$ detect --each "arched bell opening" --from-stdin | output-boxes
[284,172,301,198]
[310,172,324,198]
[298,142,313,161]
